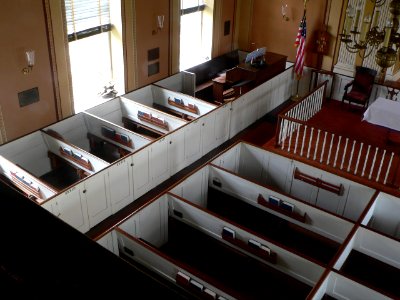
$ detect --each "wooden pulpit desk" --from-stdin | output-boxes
[212,52,287,103]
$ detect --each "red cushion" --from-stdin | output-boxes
[354,73,374,91]
[346,90,368,102]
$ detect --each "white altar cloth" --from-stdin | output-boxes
[363,97,400,131]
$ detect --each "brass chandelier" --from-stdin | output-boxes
[340,0,400,80]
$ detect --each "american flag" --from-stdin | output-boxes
[294,13,307,77]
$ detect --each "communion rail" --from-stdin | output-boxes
[275,82,399,187]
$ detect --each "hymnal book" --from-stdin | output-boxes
[62,147,72,156]
[176,271,190,283]
[119,133,130,143]
[101,125,116,139]
[280,201,295,212]
[260,245,271,255]
[176,271,191,287]
[222,226,235,239]
[248,239,261,249]
[189,279,204,291]
[268,195,281,206]
[204,288,217,298]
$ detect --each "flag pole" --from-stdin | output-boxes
[291,0,308,102]
[291,74,302,101]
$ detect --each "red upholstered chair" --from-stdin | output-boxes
[342,66,377,108]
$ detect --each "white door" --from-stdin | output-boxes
[132,147,150,198]
[229,96,245,137]
[214,103,231,144]
[168,127,185,175]
[150,136,170,187]
[84,172,111,228]
[53,183,89,233]
[184,120,202,165]
[256,80,272,118]
[201,112,216,155]
[108,156,134,213]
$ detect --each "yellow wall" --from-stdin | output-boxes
[249,0,328,68]
[0,0,343,142]
[0,0,57,141]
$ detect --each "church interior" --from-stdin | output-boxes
[2,0,400,299]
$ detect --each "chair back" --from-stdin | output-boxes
[353,66,377,94]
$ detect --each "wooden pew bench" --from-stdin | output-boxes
[208,187,341,265]
[122,116,163,140]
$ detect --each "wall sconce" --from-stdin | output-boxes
[22,50,35,75]
[281,4,289,21]
[152,15,165,35]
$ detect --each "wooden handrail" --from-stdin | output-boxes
[278,81,328,117]
[294,168,344,195]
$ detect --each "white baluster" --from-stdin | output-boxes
[294,123,301,154]
[333,136,342,168]
[313,129,321,160]
[369,147,379,180]
[307,127,314,159]
[320,131,328,163]
[384,152,395,184]
[347,140,356,172]
[287,124,294,153]
[376,149,386,182]
[354,143,363,175]
[340,138,349,170]
[327,133,335,165]
[362,145,371,177]
[301,125,307,156]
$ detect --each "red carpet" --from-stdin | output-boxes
[307,100,392,150]
[259,99,400,189]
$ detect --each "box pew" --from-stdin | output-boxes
[0,155,57,203]
[212,141,293,193]
[0,131,98,192]
[83,112,151,155]
[311,271,391,300]
[333,227,400,299]
[361,192,400,240]
[87,97,187,140]
[154,71,196,96]
[120,98,187,134]
[42,113,150,163]
[42,148,138,231]
[212,141,376,222]
[0,131,53,179]
[85,97,164,140]
[170,164,354,265]
[123,85,216,121]
[116,193,324,299]
[42,132,109,175]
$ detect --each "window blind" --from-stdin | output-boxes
[65,0,111,42]
[181,0,205,15]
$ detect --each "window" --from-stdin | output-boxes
[64,0,124,113]
[179,0,214,70]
